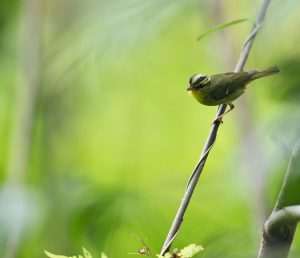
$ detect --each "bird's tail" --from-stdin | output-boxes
[248,66,280,80]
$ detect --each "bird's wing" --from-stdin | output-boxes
[208,72,249,101]
[223,72,250,88]
[208,82,233,101]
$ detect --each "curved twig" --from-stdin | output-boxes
[257,139,300,258]
[265,206,300,231]
[160,0,272,255]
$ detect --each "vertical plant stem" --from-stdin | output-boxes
[160,0,272,255]
[3,0,42,257]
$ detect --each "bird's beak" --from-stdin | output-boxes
[186,85,192,91]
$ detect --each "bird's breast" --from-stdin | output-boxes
[189,90,206,105]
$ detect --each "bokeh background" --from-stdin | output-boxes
[1,0,300,257]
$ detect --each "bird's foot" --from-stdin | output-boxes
[212,117,224,125]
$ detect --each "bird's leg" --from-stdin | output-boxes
[213,103,235,124]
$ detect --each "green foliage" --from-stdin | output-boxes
[0,0,18,33]
[1,1,300,258]
[44,245,203,258]
[44,247,97,258]
[197,18,249,41]
[157,244,203,258]
[269,57,300,102]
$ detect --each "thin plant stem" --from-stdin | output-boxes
[160,0,272,255]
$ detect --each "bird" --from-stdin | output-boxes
[186,66,280,123]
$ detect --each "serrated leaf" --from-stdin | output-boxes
[179,244,204,258]
[197,18,249,41]
[44,248,93,258]
[44,250,77,258]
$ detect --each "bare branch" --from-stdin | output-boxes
[265,206,300,230]
[160,0,272,255]
[257,139,300,258]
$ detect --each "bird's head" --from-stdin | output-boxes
[186,74,211,91]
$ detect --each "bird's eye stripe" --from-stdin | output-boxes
[189,74,197,84]
[189,74,207,85]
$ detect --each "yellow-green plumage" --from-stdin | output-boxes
[187,66,279,106]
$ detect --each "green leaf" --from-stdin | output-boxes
[157,244,203,258]
[179,244,204,258]
[82,248,93,258]
[44,250,77,258]
[101,252,108,258]
[197,18,249,41]
[44,248,93,258]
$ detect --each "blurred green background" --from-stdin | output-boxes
[1,0,300,257]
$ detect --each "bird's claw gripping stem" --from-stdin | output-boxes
[212,117,224,125]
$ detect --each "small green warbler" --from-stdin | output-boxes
[187,66,279,123]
